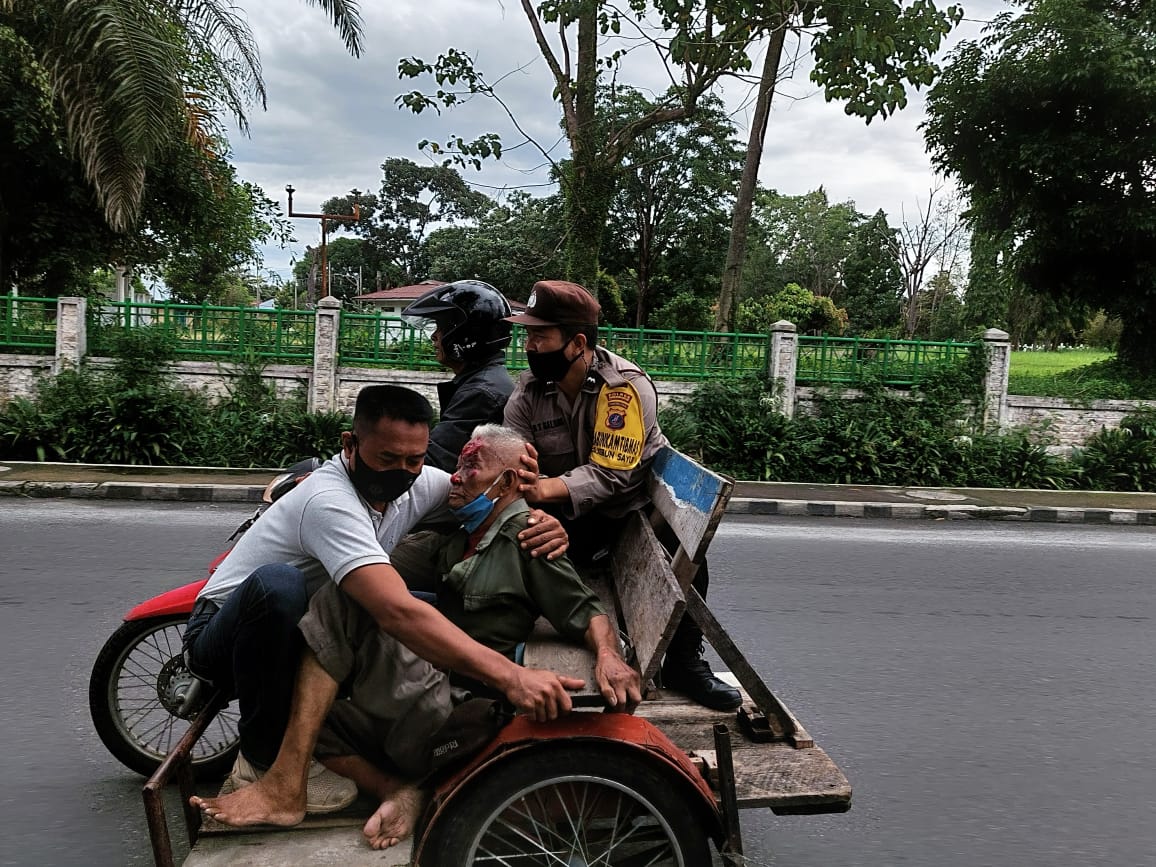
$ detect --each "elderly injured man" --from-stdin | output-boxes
[194,423,640,851]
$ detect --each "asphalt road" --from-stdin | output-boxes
[1,501,1154,866]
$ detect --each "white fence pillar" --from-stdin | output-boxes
[310,296,342,413]
[982,327,1011,430]
[54,296,86,373]
[768,319,798,418]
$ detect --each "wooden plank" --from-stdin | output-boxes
[610,511,685,686]
[684,588,813,748]
[646,447,735,567]
[637,698,851,813]
[521,576,617,706]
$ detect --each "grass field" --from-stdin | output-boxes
[1007,350,1156,399]
[1009,349,1114,375]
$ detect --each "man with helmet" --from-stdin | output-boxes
[502,280,743,712]
[402,280,515,472]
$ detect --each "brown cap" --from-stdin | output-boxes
[505,280,600,327]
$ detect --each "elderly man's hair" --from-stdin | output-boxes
[469,424,527,468]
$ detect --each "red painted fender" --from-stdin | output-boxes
[125,579,207,620]
[414,712,722,859]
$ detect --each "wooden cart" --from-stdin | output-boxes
[144,447,851,866]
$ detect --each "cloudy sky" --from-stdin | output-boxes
[230,0,1011,284]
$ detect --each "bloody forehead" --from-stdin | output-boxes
[459,439,484,462]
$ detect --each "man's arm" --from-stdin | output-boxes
[519,541,641,711]
[340,563,584,721]
[585,614,642,712]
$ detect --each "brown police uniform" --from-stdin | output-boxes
[504,345,669,522]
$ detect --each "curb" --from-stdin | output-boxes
[726,497,1156,525]
[5,480,1156,525]
[0,480,266,504]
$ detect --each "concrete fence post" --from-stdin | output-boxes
[982,327,1011,430]
[768,320,798,418]
[54,296,87,374]
[310,296,342,413]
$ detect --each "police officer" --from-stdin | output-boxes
[402,280,515,472]
[502,280,742,711]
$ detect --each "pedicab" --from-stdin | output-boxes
[106,448,850,865]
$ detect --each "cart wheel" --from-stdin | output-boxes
[420,744,711,866]
[89,615,240,780]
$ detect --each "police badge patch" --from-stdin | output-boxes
[590,382,645,470]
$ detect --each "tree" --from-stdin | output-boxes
[737,282,847,335]
[841,210,904,335]
[600,89,741,326]
[924,0,1156,369]
[323,159,492,287]
[890,185,968,337]
[0,0,362,233]
[424,191,567,299]
[293,237,380,303]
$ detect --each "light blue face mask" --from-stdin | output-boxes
[450,472,508,533]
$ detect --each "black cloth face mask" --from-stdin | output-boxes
[526,341,581,383]
[348,439,419,503]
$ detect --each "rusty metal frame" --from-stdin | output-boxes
[141,691,228,867]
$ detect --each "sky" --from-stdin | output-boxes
[229,0,1011,286]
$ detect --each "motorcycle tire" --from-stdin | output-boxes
[89,615,240,781]
[417,744,712,866]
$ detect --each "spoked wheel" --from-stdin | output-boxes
[89,615,240,780]
[420,745,712,866]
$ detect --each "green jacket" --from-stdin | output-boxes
[435,499,605,659]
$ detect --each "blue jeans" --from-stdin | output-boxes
[184,564,308,770]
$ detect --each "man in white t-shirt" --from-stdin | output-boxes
[185,385,581,836]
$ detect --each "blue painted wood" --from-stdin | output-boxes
[652,447,725,515]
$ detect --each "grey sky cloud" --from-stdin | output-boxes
[230,0,1009,281]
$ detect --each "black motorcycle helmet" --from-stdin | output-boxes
[402,280,513,364]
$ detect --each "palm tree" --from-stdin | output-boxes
[0,0,362,232]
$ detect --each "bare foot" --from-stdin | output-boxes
[190,777,306,828]
[363,785,426,850]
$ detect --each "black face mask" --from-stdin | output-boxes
[348,441,419,503]
[527,342,580,383]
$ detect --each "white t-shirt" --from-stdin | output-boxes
[196,454,452,606]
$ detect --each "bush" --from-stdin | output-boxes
[0,333,351,467]
[662,353,1072,490]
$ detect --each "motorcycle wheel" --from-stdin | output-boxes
[89,615,240,780]
[417,744,711,866]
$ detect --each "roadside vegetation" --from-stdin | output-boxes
[0,330,347,467]
[4,335,1156,492]
[660,352,1156,492]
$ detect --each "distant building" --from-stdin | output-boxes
[354,280,447,317]
[354,280,527,320]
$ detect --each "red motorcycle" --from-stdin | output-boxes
[88,460,320,780]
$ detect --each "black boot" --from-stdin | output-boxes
[660,622,742,712]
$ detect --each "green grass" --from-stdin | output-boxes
[1010,349,1114,376]
[1008,353,1156,400]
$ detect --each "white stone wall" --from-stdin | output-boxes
[79,358,310,403]
[0,355,53,403]
[1005,395,1156,449]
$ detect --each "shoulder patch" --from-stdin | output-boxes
[590,382,645,470]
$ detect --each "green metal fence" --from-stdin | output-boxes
[338,312,770,380]
[796,335,976,386]
[0,295,57,354]
[60,299,977,385]
[88,301,316,361]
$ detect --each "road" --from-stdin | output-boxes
[0,500,1154,866]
